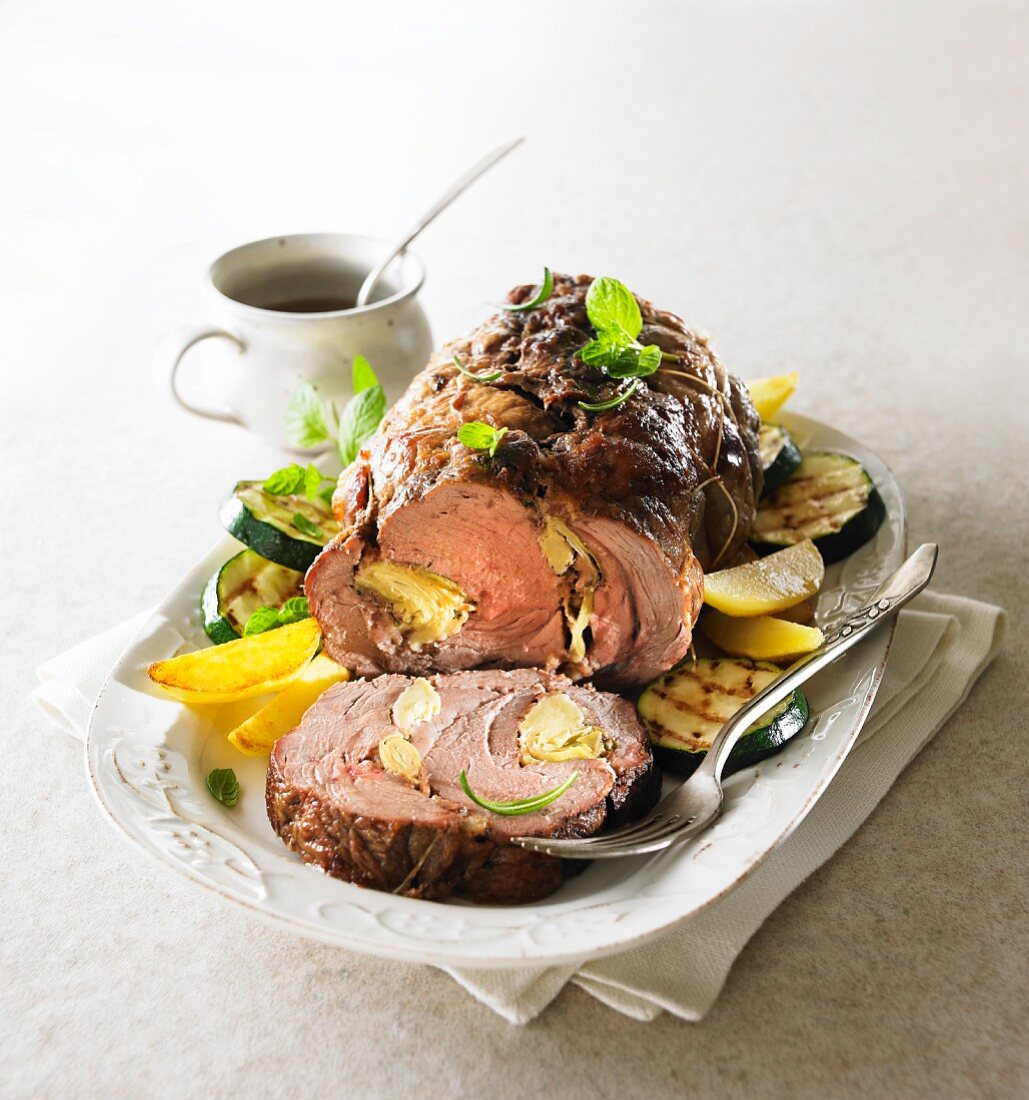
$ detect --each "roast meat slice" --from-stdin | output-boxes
[266,668,660,904]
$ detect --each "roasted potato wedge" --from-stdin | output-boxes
[227,654,348,756]
[147,618,321,703]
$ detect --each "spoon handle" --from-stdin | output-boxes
[356,137,525,307]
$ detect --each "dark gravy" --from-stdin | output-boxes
[259,296,356,313]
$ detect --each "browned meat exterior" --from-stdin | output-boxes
[266,669,660,903]
[307,273,761,687]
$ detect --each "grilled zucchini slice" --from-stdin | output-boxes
[758,424,802,497]
[201,549,304,645]
[751,452,886,564]
[219,481,340,572]
[637,657,810,776]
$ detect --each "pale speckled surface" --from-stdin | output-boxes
[1,1,1027,1097]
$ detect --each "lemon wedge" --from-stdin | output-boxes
[703,539,824,617]
[746,372,799,421]
[701,610,824,663]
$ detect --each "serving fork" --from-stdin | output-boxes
[512,542,938,861]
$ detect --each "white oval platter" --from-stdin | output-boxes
[86,412,905,968]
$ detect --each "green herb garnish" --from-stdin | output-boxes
[285,382,332,448]
[458,421,508,457]
[459,769,578,816]
[293,513,324,539]
[338,357,386,466]
[206,768,240,808]
[277,596,311,624]
[501,266,554,312]
[243,596,311,636]
[264,463,329,502]
[453,354,503,384]
[351,354,378,394]
[283,355,387,465]
[578,378,641,412]
[578,275,666,384]
[264,464,306,495]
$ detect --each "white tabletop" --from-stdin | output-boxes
[3,2,1026,1096]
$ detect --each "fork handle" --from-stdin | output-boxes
[699,543,939,784]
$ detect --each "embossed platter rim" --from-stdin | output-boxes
[86,412,905,968]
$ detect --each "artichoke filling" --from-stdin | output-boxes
[355,561,475,650]
[538,517,601,663]
[378,734,423,783]
[392,677,442,734]
[518,692,609,765]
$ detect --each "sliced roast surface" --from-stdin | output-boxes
[266,669,660,903]
[307,273,761,687]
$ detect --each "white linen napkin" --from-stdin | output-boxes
[34,592,1006,1025]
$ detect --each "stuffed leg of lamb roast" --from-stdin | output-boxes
[307,273,762,688]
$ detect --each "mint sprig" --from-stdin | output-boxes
[264,463,329,502]
[282,355,386,466]
[243,596,311,636]
[578,275,667,386]
[206,768,241,808]
[338,384,385,466]
[285,383,332,448]
[292,513,324,540]
[458,421,508,457]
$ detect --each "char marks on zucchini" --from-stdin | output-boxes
[751,452,886,564]
[220,481,340,572]
[201,549,304,645]
[637,656,810,776]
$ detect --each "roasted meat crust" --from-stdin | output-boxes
[308,274,761,685]
[358,273,761,569]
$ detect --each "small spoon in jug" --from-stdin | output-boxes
[355,137,524,308]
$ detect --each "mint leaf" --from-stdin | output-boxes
[285,383,331,448]
[206,768,241,808]
[243,607,281,636]
[585,276,642,343]
[634,343,663,376]
[581,337,644,377]
[243,597,310,636]
[293,512,324,539]
[338,385,385,466]
[352,354,379,394]
[264,464,306,495]
[318,483,335,509]
[277,596,310,624]
[458,421,508,457]
[303,464,323,501]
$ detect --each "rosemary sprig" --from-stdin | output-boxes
[453,354,504,383]
[501,267,553,312]
[578,378,640,412]
[459,769,578,816]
